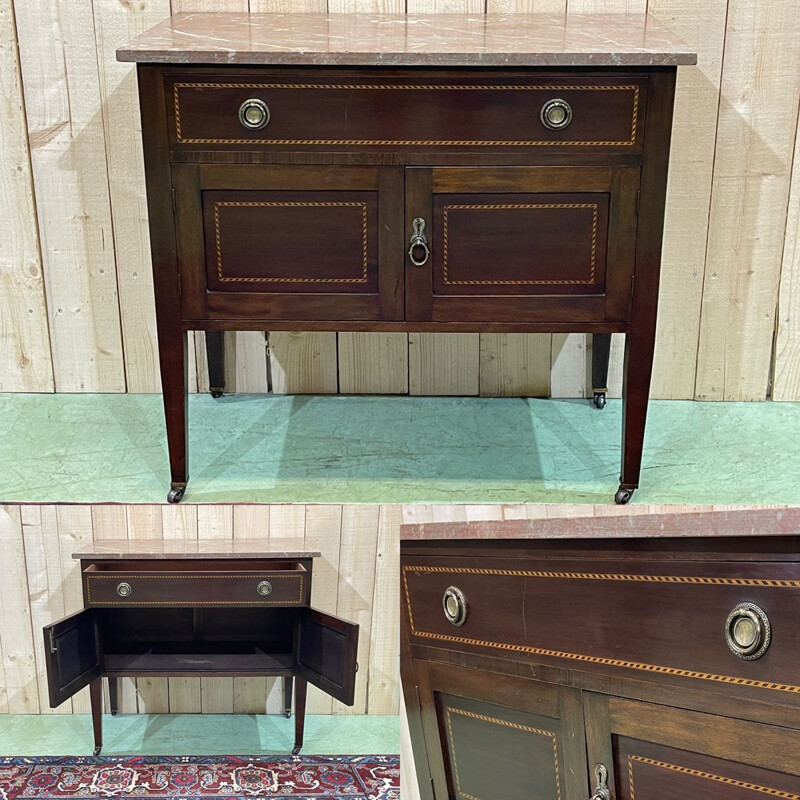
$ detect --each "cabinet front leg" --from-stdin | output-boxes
[90,678,103,756]
[158,328,189,503]
[618,329,656,504]
[205,331,225,399]
[292,678,307,755]
[283,675,294,719]
[108,677,118,716]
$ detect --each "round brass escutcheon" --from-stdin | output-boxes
[116,582,132,598]
[725,602,771,660]
[238,98,271,130]
[442,586,468,627]
[257,580,273,597]
[540,98,573,131]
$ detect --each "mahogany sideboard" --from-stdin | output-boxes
[401,508,800,800]
[42,540,359,755]
[118,13,697,504]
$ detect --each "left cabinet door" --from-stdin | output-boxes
[173,164,404,323]
[42,609,101,708]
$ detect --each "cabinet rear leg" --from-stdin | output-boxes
[108,677,118,716]
[206,331,225,399]
[90,678,103,756]
[292,678,307,755]
[159,329,189,503]
[283,675,294,719]
[591,333,612,410]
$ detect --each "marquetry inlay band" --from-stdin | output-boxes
[442,203,598,285]
[628,755,800,800]
[446,706,561,800]
[173,82,640,147]
[213,200,369,284]
[85,573,305,605]
[402,566,800,695]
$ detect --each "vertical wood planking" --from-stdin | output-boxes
[270,332,339,394]
[0,0,54,392]
[479,334,551,397]
[550,333,588,398]
[338,334,409,394]
[15,0,126,392]
[695,0,800,400]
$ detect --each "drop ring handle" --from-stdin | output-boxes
[408,217,430,267]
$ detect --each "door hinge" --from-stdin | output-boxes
[48,629,57,654]
[171,188,177,213]
[636,190,641,215]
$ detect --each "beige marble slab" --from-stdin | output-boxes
[117,13,696,67]
[75,538,319,560]
[401,508,799,541]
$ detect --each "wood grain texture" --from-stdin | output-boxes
[0,503,399,717]
[270,332,339,394]
[339,333,409,394]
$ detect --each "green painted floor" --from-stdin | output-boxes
[1,393,799,505]
[0,714,399,756]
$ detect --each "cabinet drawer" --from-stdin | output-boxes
[403,557,800,701]
[167,73,646,152]
[83,563,308,607]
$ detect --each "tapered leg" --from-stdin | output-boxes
[618,329,656,504]
[591,334,612,410]
[283,675,294,719]
[108,677,118,716]
[292,678,307,755]
[206,331,225,399]
[90,678,103,756]
[158,328,189,503]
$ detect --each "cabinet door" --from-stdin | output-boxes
[42,609,101,708]
[414,659,589,800]
[173,163,404,322]
[296,607,359,705]
[405,166,639,326]
[585,694,800,800]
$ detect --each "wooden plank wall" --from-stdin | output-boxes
[0,503,400,717]
[3,0,800,400]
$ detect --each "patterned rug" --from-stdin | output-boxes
[0,755,399,800]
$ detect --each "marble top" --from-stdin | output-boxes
[117,13,696,67]
[75,539,320,560]
[401,508,799,541]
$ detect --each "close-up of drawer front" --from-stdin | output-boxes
[166,73,646,152]
[403,557,800,701]
[83,567,308,607]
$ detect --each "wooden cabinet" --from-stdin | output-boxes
[401,513,800,800]
[43,542,359,755]
[121,14,695,504]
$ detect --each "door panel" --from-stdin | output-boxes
[174,163,404,321]
[585,695,800,800]
[416,659,589,800]
[296,607,359,706]
[405,166,638,325]
[42,609,101,708]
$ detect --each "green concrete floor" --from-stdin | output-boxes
[1,393,798,505]
[0,714,399,756]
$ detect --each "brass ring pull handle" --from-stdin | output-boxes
[257,580,273,596]
[540,98,573,131]
[116,582,132,598]
[238,98,270,130]
[408,217,430,266]
[725,602,771,660]
[442,586,467,627]
[590,764,611,800]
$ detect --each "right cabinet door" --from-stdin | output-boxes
[414,659,589,800]
[405,166,639,326]
[585,694,800,800]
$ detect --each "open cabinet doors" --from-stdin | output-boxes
[42,609,101,708]
[296,608,359,706]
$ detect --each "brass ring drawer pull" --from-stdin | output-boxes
[442,586,467,627]
[238,98,270,130]
[257,580,273,596]
[116,582,132,598]
[725,602,771,660]
[540,98,573,130]
[408,217,430,267]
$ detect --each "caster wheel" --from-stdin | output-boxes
[292,746,301,755]
[93,746,102,756]
[167,486,185,504]
[284,710,292,719]
[614,486,634,505]
[110,710,118,717]
[592,392,607,410]
[210,389,223,399]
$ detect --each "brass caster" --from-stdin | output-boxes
[592,392,607,410]
[615,486,634,505]
[210,388,224,399]
[110,710,118,717]
[93,746,102,756]
[167,485,186,504]
[292,745,301,755]
[284,709,292,719]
